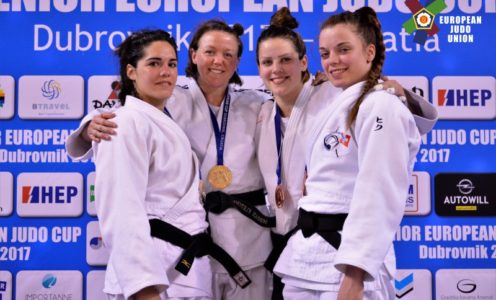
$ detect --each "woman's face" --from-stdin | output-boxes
[319,24,375,90]
[127,40,178,108]
[191,30,240,91]
[258,37,307,103]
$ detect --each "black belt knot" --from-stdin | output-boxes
[297,209,348,249]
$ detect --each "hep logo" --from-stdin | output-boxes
[402,0,447,45]
[437,89,491,107]
[22,186,78,203]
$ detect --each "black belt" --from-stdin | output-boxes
[298,208,348,250]
[264,209,348,272]
[204,189,276,228]
[149,219,251,288]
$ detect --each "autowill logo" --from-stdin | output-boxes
[435,173,496,216]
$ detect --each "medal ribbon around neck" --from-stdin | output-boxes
[207,91,232,189]
[274,105,287,208]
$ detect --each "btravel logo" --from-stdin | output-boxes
[87,75,120,113]
[86,221,109,266]
[0,76,15,119]
[395,269,432,300]
[402,0,447,45]
[436,269,496,299]
[433,76,496,120]
[16,172,83,217]
[86,172,96,216]
[18,75,83,119]
[435,173,496,216]
[16,270,82,300]
[405,171,431,216]
[0,270,13,300]
[0,172,14,217]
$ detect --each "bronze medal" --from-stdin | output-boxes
[275,184,287,208]
[207,165,232,189]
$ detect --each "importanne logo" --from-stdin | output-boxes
[402,0,447,45]
[457,279,477,294]
[41,80,61,100]
[42,274,57,288]
[395,273,414,298]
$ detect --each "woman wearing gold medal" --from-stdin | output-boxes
[66,20,273,300]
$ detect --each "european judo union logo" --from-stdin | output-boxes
[402,0,447,45]
[41,80,61,100]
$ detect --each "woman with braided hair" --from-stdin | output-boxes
[272,7,422,299]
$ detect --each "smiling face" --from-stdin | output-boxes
[191,30,240,92]
[319,23,375,90]
[126,40,178,109]
[257,37,307,104]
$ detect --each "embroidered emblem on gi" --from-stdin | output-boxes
[324,130,351,156]
[374,117,384,131]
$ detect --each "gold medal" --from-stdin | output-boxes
[275,184,287,208]
[207,165,232,189]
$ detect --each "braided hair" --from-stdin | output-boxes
[185,19,244,85]
[320,7,385,128]
[114,29,177,105]
[256,7,310,83]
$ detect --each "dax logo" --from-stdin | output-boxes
[402,0,447,45]
[42,274,57,289]
[395,273,414,298]
[0,87,5,108]
[89,236,103,250]
[457,279,477,294]
[41,80,62,100]
[437,89,491,107]
[92,80,120,109]
[22,186,78,203]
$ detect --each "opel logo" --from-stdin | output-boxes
[456,179,475,195]
[457,279,476,294]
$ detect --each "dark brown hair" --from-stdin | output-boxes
[320,6,385,128]
[256,7,310,83]
[115,29,177,104]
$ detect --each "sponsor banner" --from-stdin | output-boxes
[435,173,496,216]
[16,172,83,217]
[0,76,15,119]
[0,271,12,300]
[432,76,496,120]
[86,221,109,266]
[436,269,496,299]
[0,172,13,216]
[16,270,82,300]
[18,75,84,119]
[86,172,96,216]
[87,75,120,114]
[389,76,430,102]
[405,171,431,216]
[395,269,432,300]
[86,270,106,300]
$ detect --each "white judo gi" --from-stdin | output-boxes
[66,79,273,299]
[167,79,272,300]
[257,80,437,237]
[272,81,422,299]
[93,96,211,299]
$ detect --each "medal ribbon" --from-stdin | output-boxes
[208,92,231,166]
[274,105,283,185]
